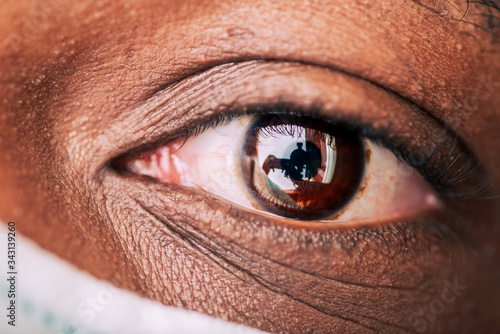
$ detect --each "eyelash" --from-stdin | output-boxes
[168,103,490,201]
[255,122,336,147]
[377,135,489,199]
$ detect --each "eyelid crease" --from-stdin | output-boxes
[102,60,434,159]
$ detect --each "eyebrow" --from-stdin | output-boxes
[411,0,500,34]
[471,0,500,29]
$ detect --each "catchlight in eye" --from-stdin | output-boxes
[241,116,365,220]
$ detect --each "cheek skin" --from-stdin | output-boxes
[99,172,475,333]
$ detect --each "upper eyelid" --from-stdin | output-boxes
[103,60,422,157]
[105,60,423,151]
[103,60,490,198]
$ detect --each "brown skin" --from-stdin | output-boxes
[1,0,500,332]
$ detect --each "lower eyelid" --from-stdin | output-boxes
[110,170,456,284]
[102,161,464,332]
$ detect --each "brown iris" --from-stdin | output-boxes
[241,115,365,220]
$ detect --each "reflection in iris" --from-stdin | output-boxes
[242,116,365,220]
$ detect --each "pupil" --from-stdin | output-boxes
[241,115,365,220]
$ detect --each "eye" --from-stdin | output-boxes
[119,112,437,222]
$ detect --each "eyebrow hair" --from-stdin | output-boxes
[473,0,500,13]
[406,0,500,46]
[471,0,500,29]
[453,0,499,34]
[412,0,500,36]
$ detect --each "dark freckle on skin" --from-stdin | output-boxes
[227,27,255,40]
[364,146,371,164]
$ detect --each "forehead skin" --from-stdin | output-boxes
[0,0,499,332]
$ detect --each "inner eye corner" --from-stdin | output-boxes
[106,133,189,176]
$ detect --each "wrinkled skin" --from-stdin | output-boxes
[1,0,499,333]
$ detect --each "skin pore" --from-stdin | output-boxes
[0,0,499,332]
